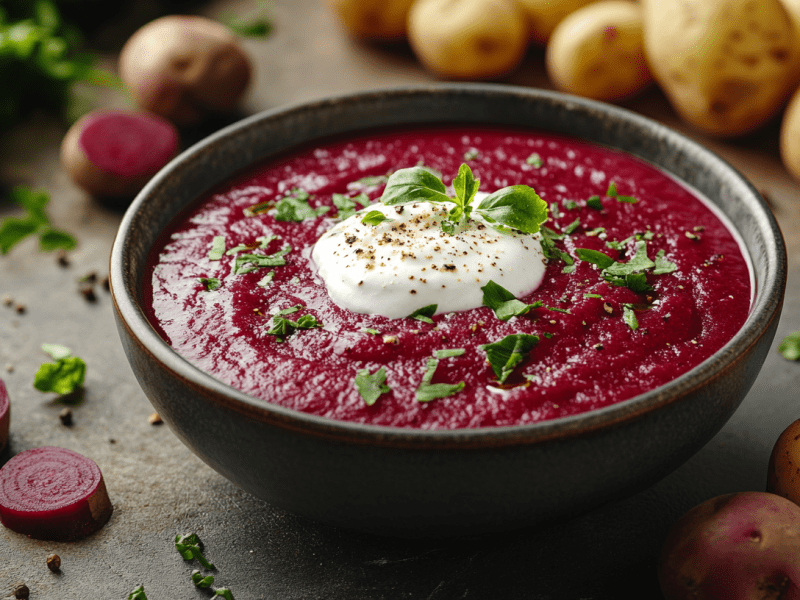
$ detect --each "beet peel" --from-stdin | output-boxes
[0,446,113,541]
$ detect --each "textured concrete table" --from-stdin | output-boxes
[1,1,799,598]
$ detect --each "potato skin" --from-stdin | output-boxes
[658,492,800,600]
[119,15,252,125]
[642,0,800,136]
[516,0,599,45]
[546,1,652,102]
[324,0,416,40]
[781,86,800,181]
[767,418,800,501]
[408,0,529,80]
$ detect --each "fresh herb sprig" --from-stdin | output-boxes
[379,163,547,235]
[266,306,322,342]
[0,186,76,254]
[127,586,148,600]
[175,533,215,570]
[355,366,391,406]
[416,357,465,402]
[480,334,539,384]
[576,240,676,293]
[481,280,541,321]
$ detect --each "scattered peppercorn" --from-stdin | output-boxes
[56,251,70,268]
[79,285,97,303]
[101,276,110,292]
[1,294,13,307]
[15,304,26,314]
[149,412,163,425]
[46,553,61,572]
[59,408,73,427]
[14,583,29,599]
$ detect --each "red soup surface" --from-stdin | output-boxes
[144,127,751,429]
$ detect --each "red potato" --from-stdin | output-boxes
[0,379,8,453]
[767,418,800,504]
[0,446,113,541]
[119,15,252,125]
[659,492,800,600]
[60,109,180,198]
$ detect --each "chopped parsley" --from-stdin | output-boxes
[355,366,391,406]
[548,307,570,314]
[192,571,215,589]
[332,192,368,220]
[266,308,322,342]
[575,248,614,270]
[539,227,574,268]
[274,188,329,221]
[199,277,221,291]
[434,348,466,359]
[415,358,465,402]
[577,241,664,293]
[175,533,215,570]
[653,249,678,274]
[408,304,437,324]
[256,271,275,287]
[606,181,639,203]
[526,153,543,167]
[222,3,274,37]
[233,245,291,275]
[128,586,148,600]
[586,195,603,210]
[481,280,541,320]
[778,329,800,360]
[563,217,581,235]
[34,344,86,395]
[380,163,547,236]
[362,328,380,335]
[622,304,639,331]
[208,236,226,260]
[212,589,234,600]
[480,334,539,384]
[361,210,391,226]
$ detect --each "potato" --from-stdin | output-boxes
[659,492,800,600]
[545,1,652,103]
[60,109,180,198]
[515,0,599,45]
[324,0,416,41]
[119,15,252,125]
[642,0,800,136]
[781,85,800,180]
[767,417,800,501]
[407,0,529,80]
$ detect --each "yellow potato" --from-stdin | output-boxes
[516,0,599,45]
[324,0,416,41]
[642,0,800,136]
[545,1,652,102]
[780,84,800,180]
[767,418,800,504]
[407,0,529,80]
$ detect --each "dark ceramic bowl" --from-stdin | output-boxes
[110,85,786,537]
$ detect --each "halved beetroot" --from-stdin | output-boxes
[60,109,179,198]
[0,379,8,453]
[0,446,113,541]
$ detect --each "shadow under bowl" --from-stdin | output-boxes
[110,84,786,537]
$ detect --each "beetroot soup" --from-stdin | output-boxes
[144,127,751,429]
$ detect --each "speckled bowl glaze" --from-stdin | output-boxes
[110,85,786,537]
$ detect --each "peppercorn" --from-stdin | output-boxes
[13,583,29,599]
[46,553,61,572]
[59,408,74,426]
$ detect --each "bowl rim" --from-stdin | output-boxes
[110,83,786,450]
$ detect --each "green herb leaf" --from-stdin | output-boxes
[0,217,38,254]
[464,148,480,161]
[223,3,273,38]
[434,348,466,359]
[539,227,574,267]
[586,195,603,210]
[208,235,226,260]
[212,589,234,600]
[191,570,215,589]
[415,358,465,402]
[380,166,451,206]
[266,310,322,342]
[607,181,639,203]
[563,217,580,235]
[233,245,291,275]
[479,334,539,384]
[526,153,543,167]
[199,277,221,291]
[475,185,548,234]
[451,162,480,223]
[361,210,392,226]
[362,328,380,335]
[583,293,603,299]
[332,192,368,220]
[779,329,800,360]
[562,199,578,210]
[653,249,677,275]
[605,240,655,276]
[481,280,541,320]
[355,366,391,406]
[256,271,275,287]
[33,356,86,395]
[174,534,215,570]
[548,307,570,314]
[575,248,615,270]
[0,187,75,254]
[408,304,437,324]
[41,343,71,360]
[622,304,639,331]
[38,227,77,251]
[274,189,329,221]
[128,586,148,600]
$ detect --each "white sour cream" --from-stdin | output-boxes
[311,198,547,318]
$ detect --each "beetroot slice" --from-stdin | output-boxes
[0,379,8,453]
[78,110,179,179]
[0,446,113,541]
